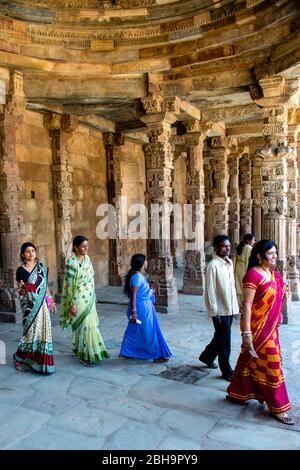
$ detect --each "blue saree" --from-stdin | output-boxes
[120,273,172,360]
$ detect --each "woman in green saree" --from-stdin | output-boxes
[60,235,109,366]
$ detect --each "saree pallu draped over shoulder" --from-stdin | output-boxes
[60,254,108,363]
[227,268,291,413]
[14,263,55,374]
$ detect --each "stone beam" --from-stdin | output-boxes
[0,51,111,77]
[163,70,255,96]
[226,120,263,137]
[79,115,115,133]
[112,58,170,74]
[123,131,149,145]
[116,120,147,133]
[177,98,201,121]
[24,76,147,101]
[201,104,260,123]
[26,101,63,115]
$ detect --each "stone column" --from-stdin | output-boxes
[210,137,229,236]
[255,77,298,277]
[239,150,252,237]
[286,121,300,300]
[203,146,214,256]
[296,130,300,270]
[0,71,25,322]
[182,121,205,295]
[170,155,178,268]
[251,142,264,241]
[227,141,240,249]
[44,113,78,293]
[141,96,178,313]
[255,76,300,322]
[104,132,125,286]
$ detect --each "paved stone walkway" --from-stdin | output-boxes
[0,284,299,450]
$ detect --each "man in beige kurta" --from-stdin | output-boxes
[199,235,239,381]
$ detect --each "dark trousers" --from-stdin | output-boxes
[200,315,233,377]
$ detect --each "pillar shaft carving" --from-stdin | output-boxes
[296,131,300,272]
[251,144,264,241]
[209,137,229,236]
[104,132,125,286]
[255,77,295,294]
[0,70,25,322]
[44,113,78,292]
[182,126,205,295]
[286,124,300,300]
[239,152,252,237]
[142,106,178,313]
[227,143,240,249]
[203,146,213,250]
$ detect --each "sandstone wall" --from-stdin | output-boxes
[16,110,58,292]
[68,126,108,288]
[117,140,147,272]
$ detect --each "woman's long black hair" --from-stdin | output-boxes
[236,233,255,256]
[124,254,146,296]
[247,239,277,270]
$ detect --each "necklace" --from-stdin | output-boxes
[261,265,271,275]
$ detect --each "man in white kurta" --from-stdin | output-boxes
[199,235,239,381]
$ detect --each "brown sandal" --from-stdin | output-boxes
[272,413,295,425]
[153,358,169,363]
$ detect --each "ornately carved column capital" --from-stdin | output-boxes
[3,70,26,124]
[103,132,125,148]
[43,113,79,134]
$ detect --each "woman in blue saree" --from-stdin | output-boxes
[120,254,172,362]
[13,242,55,374]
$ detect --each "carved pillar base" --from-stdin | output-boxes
[182,252,205,295]
[148,255,178,314]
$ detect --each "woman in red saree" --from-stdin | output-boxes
[227,240,294,425]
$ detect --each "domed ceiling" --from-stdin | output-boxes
[0,0,299,132]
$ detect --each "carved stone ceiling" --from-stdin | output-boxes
[0,0,300,129]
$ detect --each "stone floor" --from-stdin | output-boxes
[0,281,299,450]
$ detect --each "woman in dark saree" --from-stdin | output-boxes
[13,242,55,374]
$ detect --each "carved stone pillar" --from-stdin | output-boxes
[296,131,300,270]
[259,147,289,277]
[286,122,300,300]
[0,71,25,322]
[170,162,177,268]
[227,141,240,249]
[239,151,252,237]
[251,143,264,241]
[44,113,78,293]
[203,147,213,257]
[104,132,125,286]
[254,76,300,322]
[141,96,178,313]
[182,121,205,295]
[255,77,299,278]
[209,137,229,236]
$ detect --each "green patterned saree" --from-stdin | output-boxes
[60,254,109,363]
